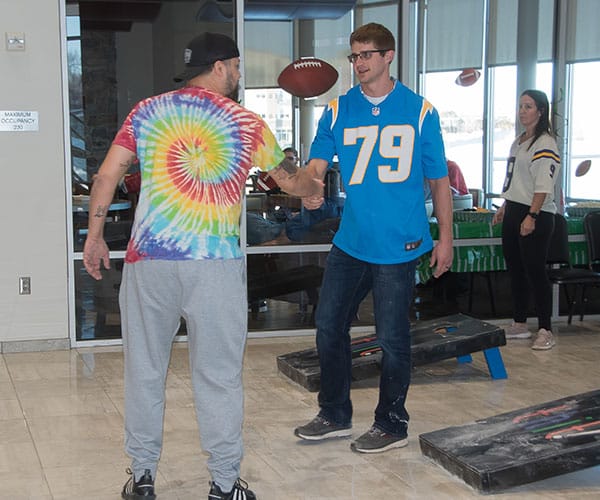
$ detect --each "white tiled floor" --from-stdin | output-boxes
[1,319,599,499]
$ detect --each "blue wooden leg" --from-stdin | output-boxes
[457,354,472,364]
[483,347,508,379]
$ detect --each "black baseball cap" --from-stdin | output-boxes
[173,32,240,82]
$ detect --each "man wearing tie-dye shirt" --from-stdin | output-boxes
[83,32,321,500]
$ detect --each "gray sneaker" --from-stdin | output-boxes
[350,425,408,454]
[294,415,352,441]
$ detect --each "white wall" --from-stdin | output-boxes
[0,0,69,346]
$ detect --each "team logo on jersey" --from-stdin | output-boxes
[405,238,422,251]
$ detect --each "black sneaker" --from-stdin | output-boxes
[121,468,156,499]
[294,415,352,441]
[350,425,408,453]
[208,478,256,499]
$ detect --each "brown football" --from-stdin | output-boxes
[575,159,592,177]
[277,57,339,98]
[455,68,481,87]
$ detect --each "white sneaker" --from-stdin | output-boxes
[504,322,532,339]
[532,328,555,350]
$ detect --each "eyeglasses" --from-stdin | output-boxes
[347,49,392,63]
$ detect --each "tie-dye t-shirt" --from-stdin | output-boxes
[113,87,284,263]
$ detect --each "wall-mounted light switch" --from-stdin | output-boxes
[6,32,26,51]
[19,276,31,295]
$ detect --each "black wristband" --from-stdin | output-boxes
[528,211,538,219]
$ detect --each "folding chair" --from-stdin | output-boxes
[546,213,600,323]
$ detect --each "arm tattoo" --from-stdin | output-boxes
[272,157,299,178]
[94,205,107,218]
[118,156,136,175]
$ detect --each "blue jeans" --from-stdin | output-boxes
[315,245,417,436]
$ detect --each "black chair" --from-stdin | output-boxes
[546,213,600,324]
[583,211,600,272]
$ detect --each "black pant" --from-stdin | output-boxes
[502,201,554,331]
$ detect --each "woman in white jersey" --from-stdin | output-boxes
[493,89,560,350]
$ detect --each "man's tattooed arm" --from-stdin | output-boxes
[266,157,324,198]
[269,157,299,181]
[94,205,107,218]
[91,154,136,219]
[118,156,135,177]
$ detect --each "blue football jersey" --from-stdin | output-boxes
[309,82,447,264]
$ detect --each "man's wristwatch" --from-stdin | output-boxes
[527,211,539,219]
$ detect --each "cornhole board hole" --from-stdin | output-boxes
[277,313,507,392]
[419,389,600,493]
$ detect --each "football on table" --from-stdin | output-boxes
[277,57,338,98]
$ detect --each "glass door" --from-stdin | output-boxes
[66,0,236,343]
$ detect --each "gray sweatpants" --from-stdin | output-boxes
[119,258,247,491]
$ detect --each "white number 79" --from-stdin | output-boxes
[344,125,415,185]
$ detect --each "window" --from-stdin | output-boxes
[568,61,600,200]
[66,15,86,185]
[245,89,293,146]
[489,62,553,196]
[490,65,517,195]
[424,71,484,191]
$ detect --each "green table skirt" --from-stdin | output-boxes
[417,217,588,283]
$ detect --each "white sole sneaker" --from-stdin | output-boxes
[295,428,353,440]
[351,437,408,454]
[294,416,353,441]
[505,331,532,339]
[503,323,532,339]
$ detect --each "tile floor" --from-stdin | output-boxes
[1,318,599,499]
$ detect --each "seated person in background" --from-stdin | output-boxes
[446,159,468,195]
[254,147,299,195]
[285,166,343,242]
[424,159,468,200]
[246,212,284,245]
[247,155,343,245]
[285,197,341,243]
[246,146,297,245]
[283,146,299,164]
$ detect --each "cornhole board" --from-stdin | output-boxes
[277,313,507,392]
[419,389,600,493]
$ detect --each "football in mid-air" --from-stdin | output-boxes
[277,57,338,98]
[575,159,592,177]
[455,68,481,87]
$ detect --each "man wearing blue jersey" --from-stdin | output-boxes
[294,23,453,453]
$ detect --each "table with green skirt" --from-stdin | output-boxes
[417,216,588,284]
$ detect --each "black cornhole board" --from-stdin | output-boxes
[419,390,600,493]
[277,313,507,392]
